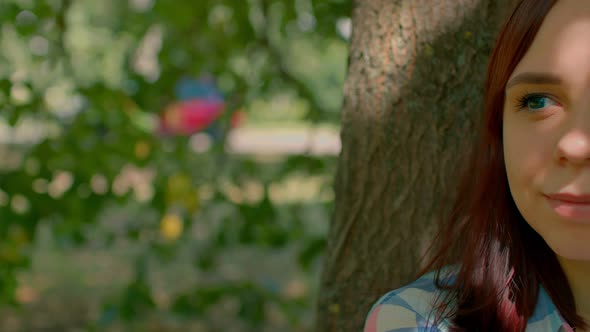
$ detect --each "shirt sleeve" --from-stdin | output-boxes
[363,291,444,332]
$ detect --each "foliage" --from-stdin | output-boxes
[0,0,349,330]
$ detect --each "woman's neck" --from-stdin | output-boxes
[557,256,590,328]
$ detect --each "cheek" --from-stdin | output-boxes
[503,119,551,187]
[503,118,550,213]
[504,124,533,186]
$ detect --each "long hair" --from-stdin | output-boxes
[420,0,587,330]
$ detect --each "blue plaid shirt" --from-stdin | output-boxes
[364,270,574,332]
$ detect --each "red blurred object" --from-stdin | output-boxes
[230,110,247,128]
[159,99,224,136]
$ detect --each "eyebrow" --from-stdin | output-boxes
[505,72,563,91]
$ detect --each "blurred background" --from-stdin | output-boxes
[0,0,350,331]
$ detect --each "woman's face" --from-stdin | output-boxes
[504,0,590,260]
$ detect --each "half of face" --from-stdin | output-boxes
[503,0,590,261]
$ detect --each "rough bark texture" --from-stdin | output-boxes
[316,1,519,331]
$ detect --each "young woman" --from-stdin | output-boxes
[364,0,590,331]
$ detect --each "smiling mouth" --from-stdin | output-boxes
[545,193,590,221]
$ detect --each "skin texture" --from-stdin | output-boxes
[503,0,590,326]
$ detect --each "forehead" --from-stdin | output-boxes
[509,0,590,87]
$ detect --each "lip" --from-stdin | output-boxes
[544,193,590,221]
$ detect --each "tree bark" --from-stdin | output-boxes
[316,1,518,331]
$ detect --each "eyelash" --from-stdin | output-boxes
[513,91,558,112]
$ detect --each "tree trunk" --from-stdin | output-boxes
[316,1,518,331]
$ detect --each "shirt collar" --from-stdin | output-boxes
[527,285,575,332]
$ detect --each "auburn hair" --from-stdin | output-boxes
[420,0,587,331]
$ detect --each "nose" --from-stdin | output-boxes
[556,126,590,166]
